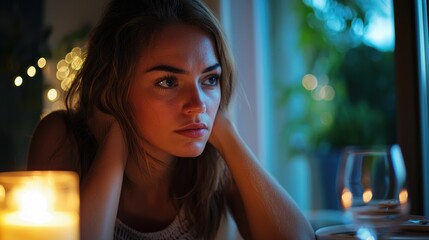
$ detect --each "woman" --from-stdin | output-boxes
[27,0,315,239]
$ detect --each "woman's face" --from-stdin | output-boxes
[130,24,221,161]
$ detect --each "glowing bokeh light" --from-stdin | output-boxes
[322,85,335,100]
[341,188,352,209]
[56,68,70,81]
[71,56,83,70]
[55,46,85,87]
[27,66,36,77]
[71,47,82,55]
[65,53,74,64]
[37,57,47,68]
[14,76,23,87]
[57,60,68,72]
[61,79,73,91]
[362,189,373,203]
[47,89,58,102]
[399,189,408,205]
[302,74,318,91]
[311,85,335,101]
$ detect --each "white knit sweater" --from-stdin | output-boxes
[114,210,243,240]
[114,212,196,240]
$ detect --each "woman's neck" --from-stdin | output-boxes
[124,149,176,191]
[119,160,178,232]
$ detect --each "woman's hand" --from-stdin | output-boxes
[87,108,119,144]
[209,110,316,240]
[208,111,236,156]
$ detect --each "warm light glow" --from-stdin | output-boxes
[27,66,36,77]
[47,89,58,102]
[399,189,408,205]
[65,53,73,64]
[322,85,335,100]
[37,58,47,68]
[0,184,5,201]
[70,56,83,71]
[362,189,373,203]
[302,74,318,90]
[51,101,65,111]
[60,78,73,91]
[71,47,82,55]
[14,76,23,87]
[341,188,353,209]
[12,183,54,224]
[56,46,85,91]
[0,171,80,240]
[57,60,68,73]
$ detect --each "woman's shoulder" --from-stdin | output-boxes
[34,110,70,140]
[27,110,78,171]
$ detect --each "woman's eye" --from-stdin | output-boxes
[157,77,177,88]
[202,75,220,86]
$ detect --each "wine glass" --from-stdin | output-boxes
[337,144,409,238]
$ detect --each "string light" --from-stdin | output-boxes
[14,76,23,87]
[37,58,46,68]
[11,47,84,116]
[27,66,36,77]
[11,55,50,86]
[56,47,85,91]
[47,89,58,102]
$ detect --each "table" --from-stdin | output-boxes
[315,216,429,240]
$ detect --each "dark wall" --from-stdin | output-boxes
[0,0,45,171]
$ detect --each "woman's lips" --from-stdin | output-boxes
[175,123,208,138]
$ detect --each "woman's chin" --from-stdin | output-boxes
[177,150,205,158]
[174,144,207,158]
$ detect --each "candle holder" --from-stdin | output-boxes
[0,171,79,240]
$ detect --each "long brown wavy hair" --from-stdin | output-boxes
[64,0,236,238]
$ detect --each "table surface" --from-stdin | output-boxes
[315,216,429,240]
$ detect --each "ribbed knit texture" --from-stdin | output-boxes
[114,212,197,240]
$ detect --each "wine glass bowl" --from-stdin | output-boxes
[337,144,409,237]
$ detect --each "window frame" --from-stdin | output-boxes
[415,0,429,217]
[394,0,428,216]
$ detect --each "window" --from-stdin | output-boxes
[221,0,427,226]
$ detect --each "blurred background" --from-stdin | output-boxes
[0,0,108,171]
[1,0,426,228]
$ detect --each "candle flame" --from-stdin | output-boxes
[13,183,54,224]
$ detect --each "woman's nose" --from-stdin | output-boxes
[182,86,207,115]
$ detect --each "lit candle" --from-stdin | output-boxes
[0,171,79,240]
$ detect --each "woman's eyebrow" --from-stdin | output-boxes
[203,63,220,73]
[145,63,220,74]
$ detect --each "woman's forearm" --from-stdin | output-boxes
[211,117,315,239]
[80,123,127,240]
